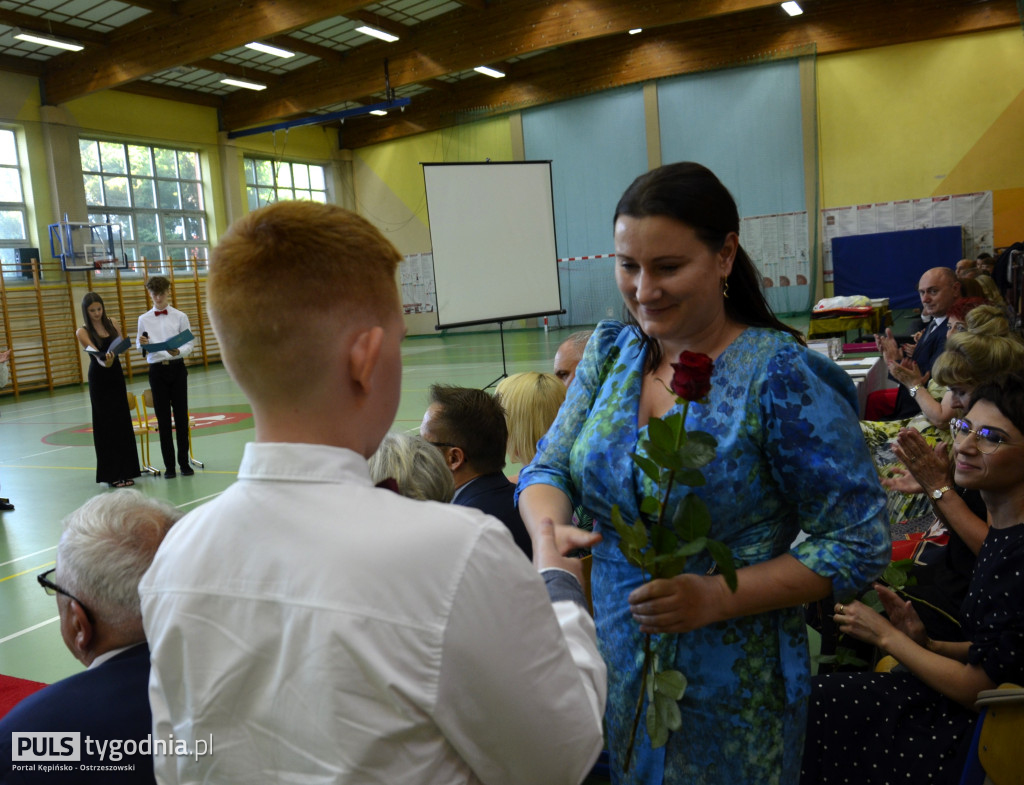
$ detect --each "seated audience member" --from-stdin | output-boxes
[0,490,180,784]
[801,375,1024,785]
[975,271,1007,308]
[975,252,994,275]
[368,431,455,502]
[861,299,991,522]
[140,201,605,785]
[420,384,533,558]
[955,257,978,281]
[495,371,566,470]
[553,330,593,387]
[872,267,961,421]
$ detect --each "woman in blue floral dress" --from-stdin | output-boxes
[517,162,891,784]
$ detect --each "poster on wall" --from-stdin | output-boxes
[740,211,810,289]
[400,252,436,314]
[821,192,993,282]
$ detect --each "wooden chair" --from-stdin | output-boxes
[140,388,204,471]
[960,684,1024,785]
[126,391,159,475]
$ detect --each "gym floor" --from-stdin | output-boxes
[0,327,571,684]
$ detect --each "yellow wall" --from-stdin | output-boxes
[818,28,1024,245]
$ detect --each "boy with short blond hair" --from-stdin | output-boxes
[140,201,605,785]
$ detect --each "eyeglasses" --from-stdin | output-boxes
[949,417,1024,454]
[425,440,458,449]
[37,568,93,622]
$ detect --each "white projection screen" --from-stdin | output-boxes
[423,161,564,329]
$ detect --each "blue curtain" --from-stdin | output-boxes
[523,88,647,327]
[658,61,810,313]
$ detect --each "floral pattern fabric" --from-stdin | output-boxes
[518,321,891,784]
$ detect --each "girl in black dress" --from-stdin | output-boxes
[75,293,141,488]
[801,374,1024,784]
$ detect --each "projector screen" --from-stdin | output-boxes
[423,161,563,330]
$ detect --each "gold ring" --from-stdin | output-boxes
[837,604,845,614]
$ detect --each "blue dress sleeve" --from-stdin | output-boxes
[764,343,892,596]
[517,321,625,506]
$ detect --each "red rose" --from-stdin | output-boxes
[669,351,714,401]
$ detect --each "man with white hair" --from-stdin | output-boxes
[0,490,180,784]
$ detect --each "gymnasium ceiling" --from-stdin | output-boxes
[0,0,1019,149]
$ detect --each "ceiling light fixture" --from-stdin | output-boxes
[356,25,399,43]
[781,2,803,16]
[369,109,388,116]
[220,77,268,91]
[13,28,84,52]
[628,28,642,35]
[245,41,295,58]
[474,66,505,79]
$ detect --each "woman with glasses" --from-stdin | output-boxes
[801,373,1024,785]
[862,303,1020,525]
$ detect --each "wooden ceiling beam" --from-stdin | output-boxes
[338,0,1022,148]
[275,35,346,64]
[0,9,108,44]
[113,81,224,108]
[42,0,373,105]
[220,0,788,129]
[0,53,44,77]
[124,0,177,14]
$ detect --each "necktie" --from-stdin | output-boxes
[154,309,168,316]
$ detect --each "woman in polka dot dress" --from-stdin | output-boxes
[801,374,1024,784]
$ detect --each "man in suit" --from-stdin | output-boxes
[420,383,532,558]
[0,491,180,784]
[874,266,961,420]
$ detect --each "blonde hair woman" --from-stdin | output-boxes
[495,372,566,466]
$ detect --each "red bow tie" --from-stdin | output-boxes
[154,309,168,316]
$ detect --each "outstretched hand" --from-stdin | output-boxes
[531,518,600,582]
[0,349,10,363]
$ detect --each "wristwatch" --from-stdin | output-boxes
[909,385,920,398]
[931,485,951,500]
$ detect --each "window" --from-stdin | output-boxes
[79,139,210,269]
[245,158,328,210]
[0,128,30,272]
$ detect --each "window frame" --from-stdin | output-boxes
[0,126,32,277]
[79,138,211,273]
[244,156,329,210]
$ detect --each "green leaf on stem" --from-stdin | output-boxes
[650,524,678,554]
[632,454,662,485]
[678,431,717,469]
[647,416,676,453]
[663,412,684,442]
[640,495,661,517]
[654,669,687,701]
[646,704,669,749]
[654,691,682,733]
[706,539,738,592]
[673,468,707,487]
[881,558,916,590]
[672,494,711,542]
[674,536,707,557]
[645,441,684,471]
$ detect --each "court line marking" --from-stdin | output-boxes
[0,561,56,584]
[0,547,57,569]
[0,616,59,645]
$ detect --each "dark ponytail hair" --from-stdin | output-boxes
[614,162,804,371]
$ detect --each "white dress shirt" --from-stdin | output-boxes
[136,304,194,364]
[140,442,605,785]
